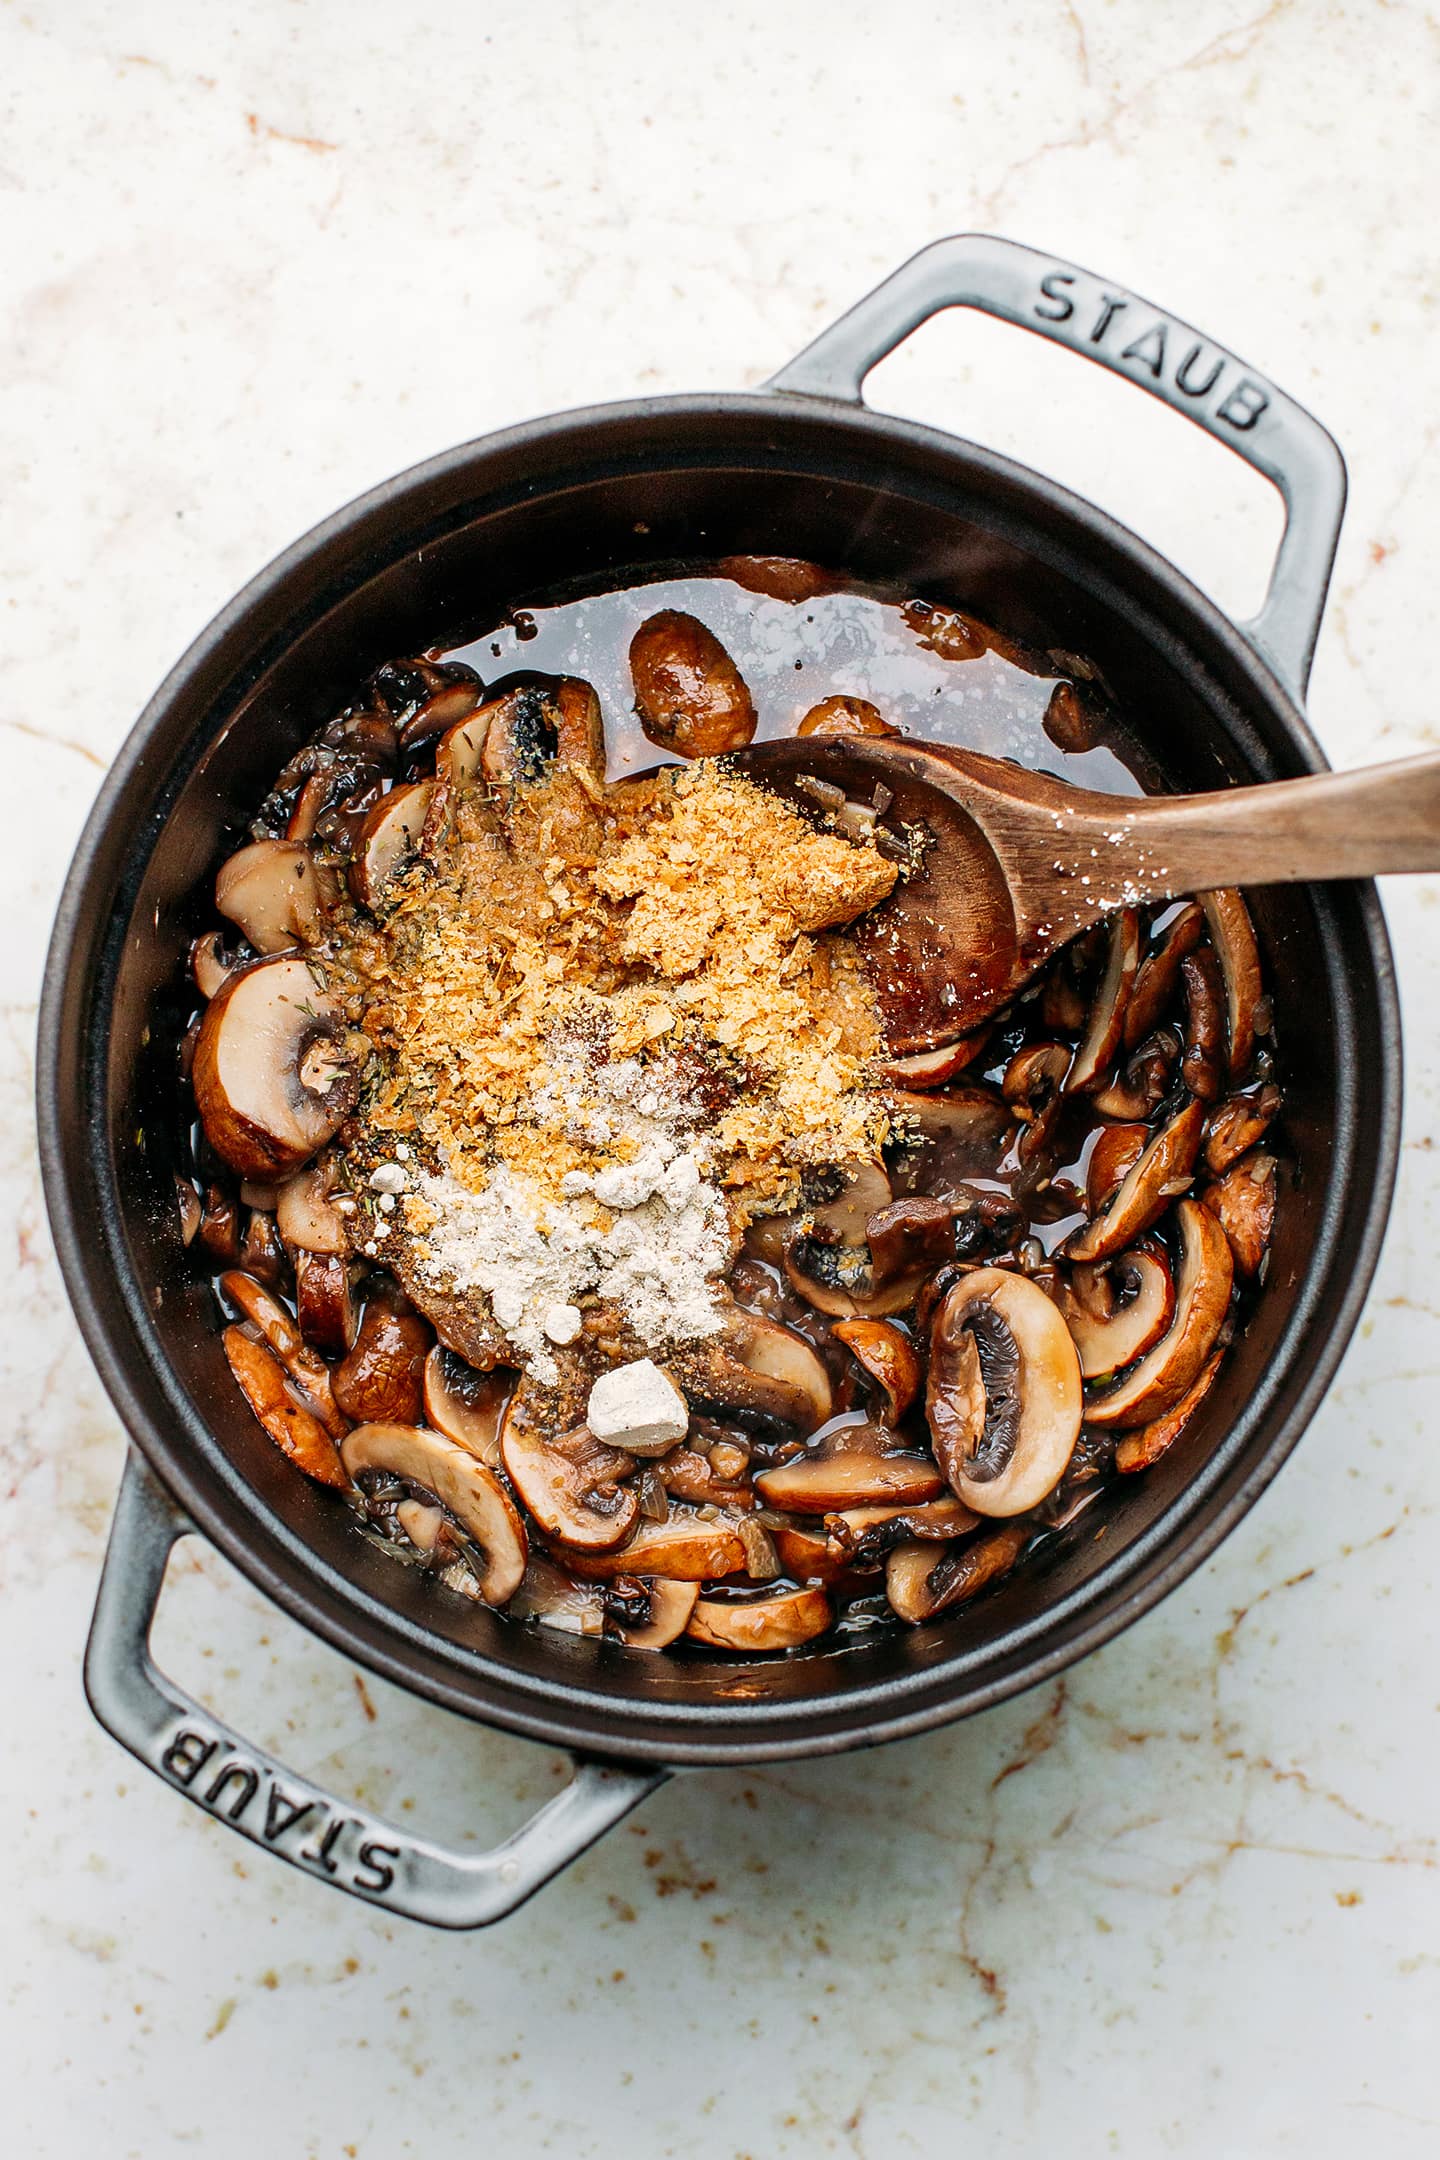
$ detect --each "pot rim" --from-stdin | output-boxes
[38,387,1403,1766]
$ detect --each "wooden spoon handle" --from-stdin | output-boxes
[1091,752,1440,898]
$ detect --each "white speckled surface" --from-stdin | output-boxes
[4,2,1440,2152]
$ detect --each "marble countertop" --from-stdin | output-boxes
[4,2,1439,2152]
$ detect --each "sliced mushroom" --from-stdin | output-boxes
[422,1345,510,1464]
[191,931,244,1001]
[275,1159,348,1255]
[680,1311,833,1434]
[215,840,326,953]
[877,1034,988,1089]
[1202,1149,1276,1277]
[238,1209,288,1287]
[629,611,757,757]
[1201,889,1263,1078]
[900,597,987,662]
[480,677,606,792]
[1203,1085,1282,1176]
[1052,1246,1175,1380]
[1004,1042,1070,1123]
[1085,1122,1148,1215]
[796,695,897,740]
[657,1441,755,1510]
[755,1425,945,1512]
[197,1184,242,1266]
[1124,902,1204,1050]
[219,1269,348,1438]
[349,782,434,907]
[887,1088,1013,1196]
[1114,1347,1225,1472]
[1179,946,1226,1102]
[609,1578,701,1649]
[507,1555,606,1634]
[332,1293,432,1424]
[926,1269,1083,1516]
[1090,1027,1181,1122]
[885,1523,1029,1623]
[562,1509,750,1582]
[340,1423,528,1603]
[1085,1198,1234,1428]
[1068,1096,1206,1264]
[499,1401,638,1553]
[397,668,482,752]
[192,956,360,1181]
[1042,680,1100,754]
[1065,909,1140,1092]
[294,1249,357,1355]
[222,1324,348,1487]
[783,1169,936,1319]
[685,1585,832,1652]
[717,555,841,602]
[825,1494,978,1562]
[421,711,493,853]
[832,1317,921,1424]
[769,1523,858,1588]
[175,1176,202,1247]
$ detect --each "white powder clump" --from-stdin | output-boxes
[411,1157,730,1386]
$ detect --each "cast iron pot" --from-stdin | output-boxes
[38,235,1400,1928]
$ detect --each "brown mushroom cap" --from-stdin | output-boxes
[685,1585,832,1652]
[500,1405,639,1554]
[885,1522,1028,1623]
[1084,1122,1148,1215]
[717,555,841,602]
[754,1428,945,1512]
[1052,1246,1176,1380]
[826,1494,978,1562]
[1085,1198,1234,1427]
[1201,889,1263,1078]
[562,1509,750,1582]
[192,957,360,1181]
[1203,1086,1282,1177]
[222,1324,348,1488]
[294,1249,357,1355]
[877,1034,988,1090]
[422,1346,510,1464]
[609,1578,702,1649]
[782,1163,934,1320]
[1065,909,1140,1092]
[680,1311,834,1434]
[1114,1346,1226,1472]
[796,695,897,740]
[1201,1149,1276,1277]
[215,840,326,954]
[926,1268,1083,1516]
[275,1159,348,1255]
[332,1294,431,1424]
[1068,1096,1205,1264]
[219,1269,347,1438]
[629,611,757,757]
[1124,902,1204,1049]
[349,782,434,907]
[340,1423,528,1603]
[832,1317,922,1424]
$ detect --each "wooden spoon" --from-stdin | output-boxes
[727,735,1440,1052]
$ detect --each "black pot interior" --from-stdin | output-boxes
[58,398,1396,1761]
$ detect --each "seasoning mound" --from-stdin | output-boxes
[334,758,898,1378]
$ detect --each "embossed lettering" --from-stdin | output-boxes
[301,1815,348,1876]
[161,1728,218,1788]
[204,1761,260,1821]
[1090,294,1128,344]
[263,1785,315,1842]
[1175,341,1224,398]
[1120,324,1167,378]
[355,1840,400,1896]
[1034,272,1076,323]
[1216,377,1269,430]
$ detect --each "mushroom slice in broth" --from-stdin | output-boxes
[926,1269,1083,1516]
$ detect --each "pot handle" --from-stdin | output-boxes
[765,233,1346,702]
[85,1451,668,1928]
